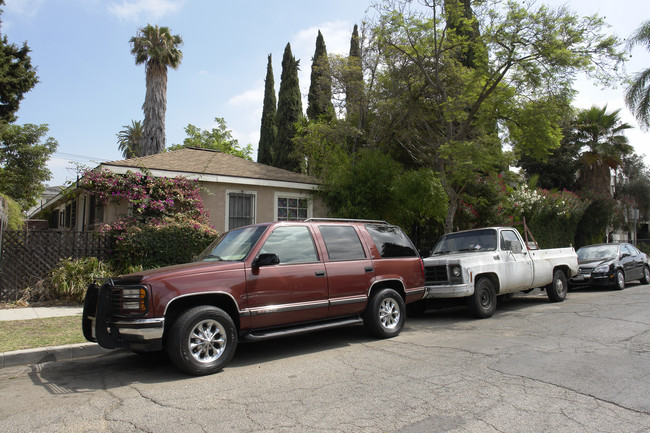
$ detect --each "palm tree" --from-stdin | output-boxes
[575,106,633,196]
[117,120,143,159]
[130,25,183,156]
[625,20,650,129]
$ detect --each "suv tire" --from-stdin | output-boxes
[363,288,405,338]
[167,306,238,376]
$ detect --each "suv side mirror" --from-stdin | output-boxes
[253,253,280,268]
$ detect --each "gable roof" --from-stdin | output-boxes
[102,147,320,188]
[28,148,320,219]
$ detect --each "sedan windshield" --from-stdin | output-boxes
[431,229,497,255]
[577,245,619,261]
[197,225,267,262]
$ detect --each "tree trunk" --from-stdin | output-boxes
[140,63,168,156]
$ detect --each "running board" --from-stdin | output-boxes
[241,317,363,342]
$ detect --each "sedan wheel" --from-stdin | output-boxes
[615,269,625,290]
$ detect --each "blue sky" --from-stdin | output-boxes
[3,0,649,186]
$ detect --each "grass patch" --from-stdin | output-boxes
[0,316,85,352]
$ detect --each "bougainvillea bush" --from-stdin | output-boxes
[79,169,217,269]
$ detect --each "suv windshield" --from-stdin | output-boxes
[431,229,497,255]
[197,225,268,262]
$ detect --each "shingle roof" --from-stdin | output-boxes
[102,147,320,185]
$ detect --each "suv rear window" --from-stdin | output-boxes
[365,224,418,258]
[319,226,367,261]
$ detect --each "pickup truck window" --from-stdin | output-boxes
[365,224,418,258]
[319,226,367,261]
[198,225,267,261]
[500,230,522,252]
[259,226,319,264]
[432,229,497,255]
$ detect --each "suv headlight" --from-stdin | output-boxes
[113,286,148,315]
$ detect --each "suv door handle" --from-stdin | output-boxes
[315,271,326,277]
[365,266,374,273]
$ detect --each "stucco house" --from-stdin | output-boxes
[30,147,327,234]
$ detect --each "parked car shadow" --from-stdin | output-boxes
[28,324,377,393]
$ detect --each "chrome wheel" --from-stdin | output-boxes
[363,288,405,338]
[188,319,227,364]
[379,297,401,330]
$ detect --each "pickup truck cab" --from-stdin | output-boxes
[83,219,425,375]
[421,226,578,318]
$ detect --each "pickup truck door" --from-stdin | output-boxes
[499,229,534,291]
[317,225,375,317]
[246,225,329,329]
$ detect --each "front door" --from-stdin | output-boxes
[246,225,328,328]
[499,229,534,291]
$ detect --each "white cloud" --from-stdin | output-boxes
[228,85,264,108]
[3,0,45,18]
[107,0,187,21]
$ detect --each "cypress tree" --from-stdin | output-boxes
[346,25,365,153]
[274,43,303,172]
[307,30,333,121]
[257,54,276,165]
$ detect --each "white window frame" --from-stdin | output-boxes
[274,192,312,222]
[225,189,257,231]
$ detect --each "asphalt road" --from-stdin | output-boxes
[0,285,649,432]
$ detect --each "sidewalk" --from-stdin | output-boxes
[0,306,117,369]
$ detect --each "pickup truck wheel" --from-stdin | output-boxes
[468,277,496,319]
[547,269,568,302]
[363,288,405,338]
[167,306,237,376]
[642,266,650,285]
[614,269,625,290]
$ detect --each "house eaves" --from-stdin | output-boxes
[101,165,320,191]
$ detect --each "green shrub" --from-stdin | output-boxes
[48,257,113,303]
[510,185,590,249]
[110,215,218,270]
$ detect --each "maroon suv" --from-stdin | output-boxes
[83,219,425,375]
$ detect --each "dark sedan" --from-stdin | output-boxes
[570,243,650,290]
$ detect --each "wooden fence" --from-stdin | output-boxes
[0,230,113,302]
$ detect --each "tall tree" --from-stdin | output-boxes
[257,54,276,165]
[0,0,38,124]
[367,0,623,232]
[346,24,364,129]
[0,123,57,210]
[169,117,253,160]
[625,20,650,129]
[574,105,633,196]
[130,24,183,156]
[116,120,142,159]
[274,43,303,172]
[307,30,334,121]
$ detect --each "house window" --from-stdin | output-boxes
[276,196,309,221]
[89,196,104,226]
[227,191,256,230]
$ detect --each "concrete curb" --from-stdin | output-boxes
[0,342,118,369]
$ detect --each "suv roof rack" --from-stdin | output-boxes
[305,218,389,224]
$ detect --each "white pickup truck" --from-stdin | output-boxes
[421,226,579,318]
